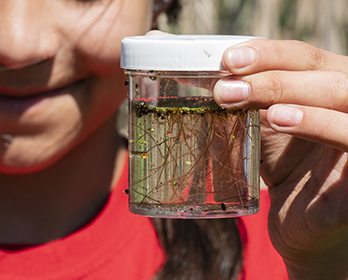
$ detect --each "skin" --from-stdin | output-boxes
[0,0,159,244]
[213,39,348,280]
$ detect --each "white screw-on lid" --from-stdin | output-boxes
[121,35,257,71]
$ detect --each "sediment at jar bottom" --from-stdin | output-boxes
[130,201,259,218]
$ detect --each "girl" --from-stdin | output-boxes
[0,1,348,279]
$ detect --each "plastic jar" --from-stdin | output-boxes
[121,35,260,218]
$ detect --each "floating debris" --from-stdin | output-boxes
[129,151,149,159]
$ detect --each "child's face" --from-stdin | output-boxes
[0,0,153,173]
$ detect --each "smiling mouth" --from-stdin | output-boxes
[0,80,85,113]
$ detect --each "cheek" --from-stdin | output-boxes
[72,12,150,127]
[74,1,153,75]
[82,73,127,134]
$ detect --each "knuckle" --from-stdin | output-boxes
[266,74,285,104]
[330,72,348,112]
[299,41,326,70]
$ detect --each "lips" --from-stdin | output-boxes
[0,80,85,113]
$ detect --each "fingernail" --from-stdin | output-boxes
[215,80,250,105]
[270,105,303,127]
[228,47,256,69]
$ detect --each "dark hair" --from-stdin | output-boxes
[152,218,243,280]
[164,0,182,24]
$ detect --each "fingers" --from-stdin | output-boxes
[214,38,348,153]
[265,104,348,152]
[213,69,348,151]
[222,39,348,75]
[213,70,348,113]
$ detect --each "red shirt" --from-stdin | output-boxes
[0,163,164,280]
[239,189,288,280]
[0,162,287,279]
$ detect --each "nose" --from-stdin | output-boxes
[0,1,58,69]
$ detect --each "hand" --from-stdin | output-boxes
[213,39,348,280]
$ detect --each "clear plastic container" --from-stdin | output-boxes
[121,35,260,218]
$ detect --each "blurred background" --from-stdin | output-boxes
[159,0,348,55]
